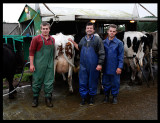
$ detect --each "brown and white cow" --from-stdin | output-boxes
[52,33,75,93]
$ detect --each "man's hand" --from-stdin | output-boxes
[116,68,122,75]
[30,64,35,72]
[68,38,74,43]
[29,56,35,72]
[68,38,79,50]
[96,65,102,71]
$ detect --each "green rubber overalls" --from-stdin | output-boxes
[32,35,54,98]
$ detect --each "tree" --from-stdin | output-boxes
[137,16,157,32]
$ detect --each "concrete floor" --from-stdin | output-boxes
[3,64,158,120]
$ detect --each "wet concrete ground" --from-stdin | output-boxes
[3,64,158,120]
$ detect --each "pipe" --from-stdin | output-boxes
[138,3,156,17]
[3,62,30,97]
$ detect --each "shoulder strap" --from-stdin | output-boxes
[50,37,54,44]
[40,35,45,45]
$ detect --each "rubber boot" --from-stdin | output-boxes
[88,95,94,106]
[32,96,39,107]
[80,98,86,106]
[45,97,53,107]
[112,96,118,104]
[103,95,110,103]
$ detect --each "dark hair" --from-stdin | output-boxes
[86,22,95,30]
[40,21,51,29]
[108,24,117,30]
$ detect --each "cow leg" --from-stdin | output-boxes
[62,73,66,81]
[68,65,73,93]
[7,76,16,99]
[99,72,104,94]
[129,70,136,86]
[149,49,154,83]
[137,71,143,85]
[54,60,57,82]
[149,56,154,84]
[128,59,136,86]
[137,58,143,85]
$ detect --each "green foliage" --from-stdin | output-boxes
[14,72,32,82]
[3,70,32,89]
[137,21,157,32]
[137,16,157,32]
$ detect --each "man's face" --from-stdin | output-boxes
[85,25,95,35]
[107,27,117,38]
[41,25,50,36]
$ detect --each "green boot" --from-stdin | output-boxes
[45,97,53,107]
[32,96,39,107]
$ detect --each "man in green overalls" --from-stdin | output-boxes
[29,22,55,107]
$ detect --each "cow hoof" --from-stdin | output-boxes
[69,90,73,94]
[69,89,73,93]
[68,86,73,93]
[128,82,133,86]
[135,81,142,85]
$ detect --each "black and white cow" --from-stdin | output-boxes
[116,31,148,85]
[151,31,158,60]
[141,31,155,82]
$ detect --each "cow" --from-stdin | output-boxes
[3,43,25,99]
[141,31,156,82]
[52,33,75,93]
[116,31,147,85]
[150,31,158,64]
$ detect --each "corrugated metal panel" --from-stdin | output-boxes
[26,4,157,22]
[27,4,133,18]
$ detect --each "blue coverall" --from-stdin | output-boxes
[102,37,124,97]
[78,35,105,99]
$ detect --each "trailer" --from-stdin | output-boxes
[3,35,34,62]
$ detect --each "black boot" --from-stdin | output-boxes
[32,96,38,107]
[112,96,118,104]
[45,97,53,107]
[103,95,109,103]
[88,95,94,106]
[80,98,86,106]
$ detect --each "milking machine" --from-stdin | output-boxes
[3,62,30,97]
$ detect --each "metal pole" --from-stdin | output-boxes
[138,3,156,17]
[21,11,39,36]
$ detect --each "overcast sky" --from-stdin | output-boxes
[3,3,157,23]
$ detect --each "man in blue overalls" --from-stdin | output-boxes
[68,22,105,106]
[102,24,124,104]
